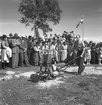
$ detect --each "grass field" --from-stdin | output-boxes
[0,66,102,105]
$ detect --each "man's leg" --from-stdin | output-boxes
[15,53,19,68]
[27,52,32,65]
[78,58,85,75]
[24,52,30,66]
[19,53,24,66]
[40,65,43,72]
[2,62,6,69]
[12,53,16,69]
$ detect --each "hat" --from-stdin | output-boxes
[2,35,7,40]
[13,33,20,39]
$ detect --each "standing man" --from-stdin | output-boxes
[19,37,30,67]
[75,35,85,75]
[11,34,20,69]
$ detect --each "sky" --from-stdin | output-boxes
[0,0,102,42]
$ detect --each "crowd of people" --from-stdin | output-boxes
[0,31,102,74]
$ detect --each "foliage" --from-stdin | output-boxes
[18,0,62,37]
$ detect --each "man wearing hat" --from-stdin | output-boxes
[11,33,20,69]
[19,37,30,67]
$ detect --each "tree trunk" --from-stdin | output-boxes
[34,26,39,40]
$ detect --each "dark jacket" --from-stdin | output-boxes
[11,39,20,54]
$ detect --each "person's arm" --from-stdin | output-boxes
[81,48,85,58]
[19,45,24,50]
[24,41,28,52]
[81,41,85,57]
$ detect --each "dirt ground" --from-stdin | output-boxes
[0,66,102,105]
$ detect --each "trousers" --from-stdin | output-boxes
[19,52,29,66]
[76,50,85,75]
[12,53,19,69]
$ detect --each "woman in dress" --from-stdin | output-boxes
[61,42,68,62]
[84,44,91,65]
[1,35,11,69]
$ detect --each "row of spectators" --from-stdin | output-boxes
[0,31,102,70]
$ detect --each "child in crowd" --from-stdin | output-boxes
[84,46,91,65]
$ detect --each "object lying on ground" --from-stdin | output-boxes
[29,72,41,83]
[29,66,63,83]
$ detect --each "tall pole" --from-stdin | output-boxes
[82,15,84,41]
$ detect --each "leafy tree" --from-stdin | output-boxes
[18,0,62,39]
